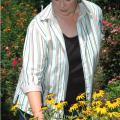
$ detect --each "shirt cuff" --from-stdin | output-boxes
[21,84,42,94]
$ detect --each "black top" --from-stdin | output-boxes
[63,34,85,107]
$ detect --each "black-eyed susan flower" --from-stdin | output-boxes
[69,103,79,112]
[95,105,107,115]
[41,106,48,111]
[117,112,120,117]
[78,101,86,106]
[115,97,120,105]
[106,99,119,109]
[53,102,63,111]
[93,90,104,99]
[46,93,56,99]
[74,116,87,120]
[10,102,19,111]
[107,112,120,118]
[45,97,55,105]
[82,107,93,116]
[30,116,40,120]
[29,116,35,120]
[92,100,102,107]
[76,93,85,101]
[60,101,67,107]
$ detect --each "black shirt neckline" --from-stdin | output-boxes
[63,33,78,40]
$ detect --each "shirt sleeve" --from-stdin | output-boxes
[20,19,47,94]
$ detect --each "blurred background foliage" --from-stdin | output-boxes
[1,0,120,119]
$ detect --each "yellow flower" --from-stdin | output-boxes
[82,107,92,116]
[29,116,35,120]
[69,103,79,112]
[10,102,19,111]
[46,93,56,99]
[3,27,11,32]
[76,93,85,101]
[93,90,104,99]
[78,101,86,106]
[53,102,63,111]
[45,97,55,105]
[45,93,56,105]
[29,116,39,120]
[107,112,120,118]
[52,101,67,110]
[60,101,67,106]
[41,106,48,111]
[117,112,120,117]
[75,116,87,120]
[95,105,107,115]
[106,99,119,109]
[92,100,102,107]
[115,97,120,105]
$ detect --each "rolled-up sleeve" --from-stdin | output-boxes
[21,19,47,94]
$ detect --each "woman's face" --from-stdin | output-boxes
[52,0,78,16]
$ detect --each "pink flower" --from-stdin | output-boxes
[111,26,120,33]
[110,41,118,46]
[102,20,113,27]
[12,58,17,67]
[107,23,113,27]
[117,27,120,31]
[116,75,120,79]
[102,20,108,25]
[108,75,120,85]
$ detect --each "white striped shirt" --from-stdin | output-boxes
[13,0,104,115]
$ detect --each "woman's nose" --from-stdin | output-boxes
[60,0,65,8]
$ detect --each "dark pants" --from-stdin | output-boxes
[17,109,31,120]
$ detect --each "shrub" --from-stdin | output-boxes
[94,2,120,89]
[1,0,37,119]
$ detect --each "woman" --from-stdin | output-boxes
[13,0,104,119]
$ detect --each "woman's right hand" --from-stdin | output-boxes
[27,91,44,119]
[34,111,44,120]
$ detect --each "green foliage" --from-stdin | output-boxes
[106,78,120,99]
[17,0,51,11]
[1,0,37,119]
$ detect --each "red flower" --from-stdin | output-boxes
[12,58,17,67]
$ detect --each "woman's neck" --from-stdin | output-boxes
[53,4,80,21]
